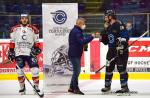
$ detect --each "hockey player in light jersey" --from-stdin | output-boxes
[8,14,42,94]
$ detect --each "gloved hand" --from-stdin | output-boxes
[99,33,108,45]
[31,47,41,56]
[105,60,110,67]
[116,37,126,55]
[116,45,124,54]
[116,37,126,44]
[8,49,15,61]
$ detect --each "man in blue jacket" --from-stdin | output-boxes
[68,18,95,95]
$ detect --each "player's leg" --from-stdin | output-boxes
[15,56,26,94]
[116,51,129,93]
[27,56,40,92]
[101,49,116,93]
[101,60,115,93]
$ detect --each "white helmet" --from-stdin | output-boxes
[20,13,29,18]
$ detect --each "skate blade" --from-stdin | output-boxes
[116,91,138,96]
[34,91,40,95]
[101,90,112,95]
[34,90,44,97]
[20,91,26,95]
[116,93,131,96]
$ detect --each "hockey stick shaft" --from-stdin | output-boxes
[2,59,43,97]
[95,65,106,73]
[15,62,44,97]
[95,30,149,73]
[125,30,149,51]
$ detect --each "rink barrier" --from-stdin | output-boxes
[1,38,150,80]
[79,73,150,80]
[0,72,150,80]
[0,72,43,80]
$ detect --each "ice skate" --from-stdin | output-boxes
[33,85,40,93]
[101,87,111,94]
[19,84,26,95]
[115,87,130,96]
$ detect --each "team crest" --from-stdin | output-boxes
[22,30,26,33]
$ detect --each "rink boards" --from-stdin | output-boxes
[0,38,150,80]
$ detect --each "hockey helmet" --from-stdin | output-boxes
[105,10,116,19]
[20,13,29,19]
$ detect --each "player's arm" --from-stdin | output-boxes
[8,27,16,61]
[118,23,129,45]
[31,25,41,56]
[99,30,108,45]
[116,23,129,54]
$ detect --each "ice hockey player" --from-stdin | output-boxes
[99,10,130,94]
[8,13,42,94]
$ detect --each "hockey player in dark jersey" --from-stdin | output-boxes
[99,10,130,94]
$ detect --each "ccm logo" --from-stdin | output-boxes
[129,46,150,52]
[128,41,150,57]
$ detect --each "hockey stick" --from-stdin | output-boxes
[95,30,149,73]
[16,63,44,98]
[4,59,44,98]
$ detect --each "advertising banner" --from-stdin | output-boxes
[42,3,78,93]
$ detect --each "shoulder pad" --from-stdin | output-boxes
[27,24,39,34]
[10,24,21,33]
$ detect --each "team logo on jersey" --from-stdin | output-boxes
[51,10,67,25]
[22,30,26,33]
[108,34,114,43]
[22,35,27,40]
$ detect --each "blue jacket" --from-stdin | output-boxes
[68,25,93,57]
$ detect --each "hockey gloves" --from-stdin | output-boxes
[99,33,108,45]
[31,46,41,56]
[105,60,110,67]
[116,37,126,55]
[8,49,15,61]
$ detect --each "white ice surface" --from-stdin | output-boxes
[0,80,150,98]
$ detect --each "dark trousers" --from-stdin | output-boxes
[69,57,81,89]
[105,48,129,88]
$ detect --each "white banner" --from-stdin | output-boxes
[42,3,78,93]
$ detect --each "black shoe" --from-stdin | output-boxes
[115,87,129,93]
[19,84,26,95]
[101,87,111,92]
[74,89,84,95]
[68,88,74,93]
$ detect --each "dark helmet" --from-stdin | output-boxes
[105,10,116,19]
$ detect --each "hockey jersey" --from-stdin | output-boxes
[101,21,129,48]
[10,24,39,56]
